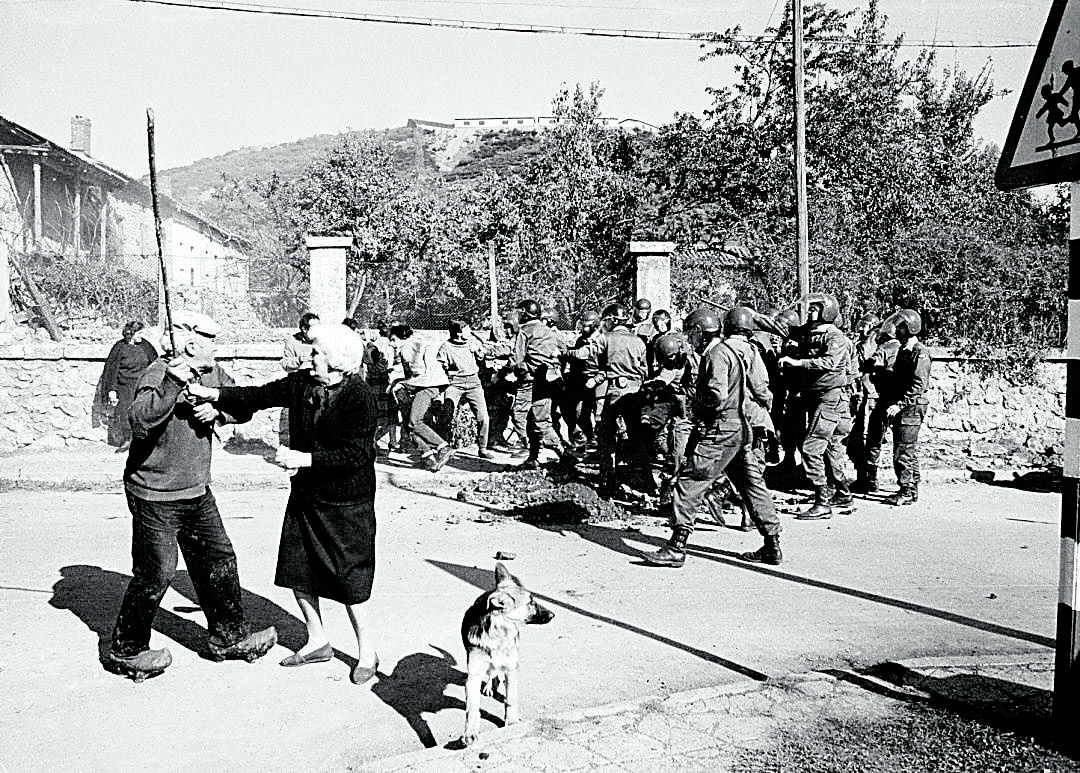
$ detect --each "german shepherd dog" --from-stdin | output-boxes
[459,562,554,746]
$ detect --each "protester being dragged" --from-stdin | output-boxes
[633,298,656,344]
[857,318,901,493]
[103,311,277,681]
[190,323,381,684]
[389,324,453,472]
[281,312,320,373]
[437,319,493,459]
[645,309,673,376]
[848,313,882,490]
[477,311,518,452]
[98,319,158,451]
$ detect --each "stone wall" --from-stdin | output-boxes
[0,342,1068,468]
[0,343,285,454]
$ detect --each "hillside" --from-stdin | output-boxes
[159,125,544,216]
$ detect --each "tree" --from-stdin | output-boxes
[504,83,644,319]
[638,0,1066,362]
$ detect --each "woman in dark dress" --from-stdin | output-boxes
[189,323,380,684]
[99,320,157,450]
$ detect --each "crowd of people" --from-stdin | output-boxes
[99,293,930,681]
[326,294,930,569]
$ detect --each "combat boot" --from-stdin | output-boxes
[829,479,854,507]
[641,526,691,567]
[102,647,173,682]
[887,486,918,506]
[598,470,618,499]
[864,467,879,493]
[740,534,782,565]
[797,486,833,520]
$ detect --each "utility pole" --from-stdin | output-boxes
[487,242,498,320]
[793,0,810,297]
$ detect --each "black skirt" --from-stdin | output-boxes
[275,490,376,604]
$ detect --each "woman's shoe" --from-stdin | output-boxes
[279,643,333,667]
[350,654,379,684]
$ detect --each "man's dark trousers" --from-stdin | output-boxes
[111,489,247,656]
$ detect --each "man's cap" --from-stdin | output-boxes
[170,310,220,339]
[634,298,652,309]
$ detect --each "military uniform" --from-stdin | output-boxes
[590,325,647,487]
[789,323,856,495]
[670,340,779,539]
[510,319,568,462]
[861,338,901,491]
[879,339,932,498]
[563,327,603,447]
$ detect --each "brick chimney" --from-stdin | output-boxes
[70,115,91,154]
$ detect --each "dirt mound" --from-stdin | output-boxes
[459,469,640,524]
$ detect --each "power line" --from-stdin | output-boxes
[126,0,1039,48]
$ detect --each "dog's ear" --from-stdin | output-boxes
[488,590,512,611]
[495,562,512,587]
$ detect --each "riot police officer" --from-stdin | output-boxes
[642,308,782,568]
[877,309,931,505]
[508,299,575,469]
[581,302,648,496]
[562,310,603,450]
[778,293,856,519]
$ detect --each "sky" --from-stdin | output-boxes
[0,0,1057,177]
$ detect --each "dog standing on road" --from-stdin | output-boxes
[459,562,554,746]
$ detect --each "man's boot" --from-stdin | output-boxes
[864,466,879,493]
[830,479,854,507]
[598,470,618,499]
[887,486,918,506]
[207,626,278,662]
[797,486,833,520]
[741,534,782,565]
[641,526,690,567]
[102,647,173,682]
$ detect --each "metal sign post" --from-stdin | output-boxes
[1057,182,1080,730]
[996,0,1080,735]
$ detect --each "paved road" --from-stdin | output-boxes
[0,452,1059,771]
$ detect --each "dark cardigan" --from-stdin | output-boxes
[216,372,377,502]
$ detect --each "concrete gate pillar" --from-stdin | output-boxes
[306,234,353,323]
[629,241,674,313]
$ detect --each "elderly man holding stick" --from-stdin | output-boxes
[103,311,277,681]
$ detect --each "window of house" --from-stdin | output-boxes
[478,120,485,125]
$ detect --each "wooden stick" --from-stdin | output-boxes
[146,108,177,354]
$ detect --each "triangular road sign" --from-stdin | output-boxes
[997,0,1080,190]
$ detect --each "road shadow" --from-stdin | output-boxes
[427,559,770,682]
[49,564,307,661]
[981,468,1062,494]
[370,645,500,749]
[854,661,1078,758]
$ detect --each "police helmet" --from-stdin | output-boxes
[602,303,631,325]
[516,299,541,322]
[683,307,721,334]
[802,292,840,324]
[886,309,922,336]
[723,306,756,337]
[654,333,685,360]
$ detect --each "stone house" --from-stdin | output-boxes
[0,114,249,330]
